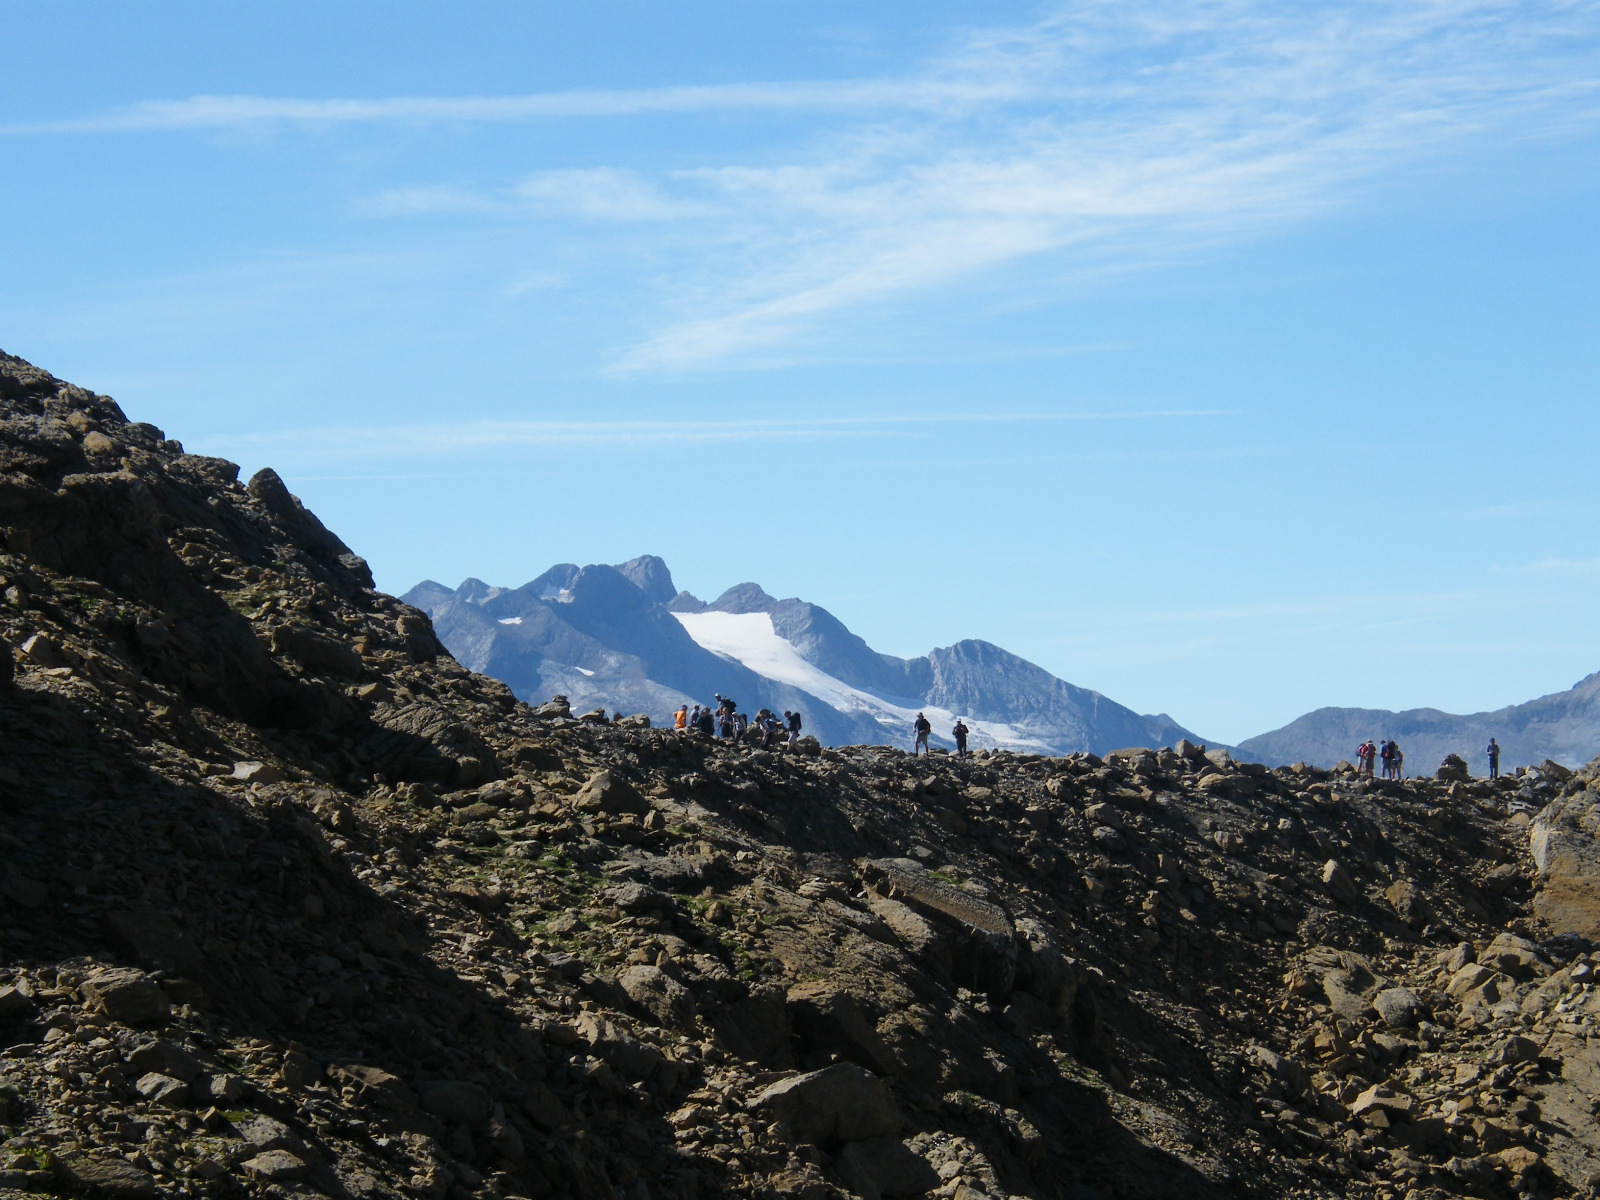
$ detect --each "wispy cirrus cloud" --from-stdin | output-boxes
[608,0,1600,370]
[203,407,1228,462]
[363,169,716,221]
[0,79,1034,136]
[11,2,1600,373]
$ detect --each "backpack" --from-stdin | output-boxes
[789,712,802,731]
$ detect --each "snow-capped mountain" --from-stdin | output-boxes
[403,556,1209,755]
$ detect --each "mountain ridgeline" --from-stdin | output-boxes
[403,560,1204,757]
[1239,673,1600,774]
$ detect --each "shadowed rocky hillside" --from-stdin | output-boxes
[6,349,1600,1200]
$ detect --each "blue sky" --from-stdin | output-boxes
[4,1,1599,743]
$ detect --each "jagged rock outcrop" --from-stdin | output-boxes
[5,349,1600,1200]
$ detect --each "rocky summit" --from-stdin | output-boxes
[5,347,1600,1200]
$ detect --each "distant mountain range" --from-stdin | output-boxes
[404,557,1600,772]
[403,556,1205,756]
[1237,672,1600,773]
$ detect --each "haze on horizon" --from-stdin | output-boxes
[3,1,1598,745]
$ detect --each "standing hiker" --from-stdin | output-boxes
[1487,737,1501,780]
[785,709,802,751]
[912,712,932,756]
[952,718,970,760]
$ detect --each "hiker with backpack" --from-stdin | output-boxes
[674,705,689,733]
[1390,742,1404,780]
[952,718,969,759]
[785,709,802,751]
[1487,738,1501,780]
[912,712,932,756]
[1355,740,1375,777]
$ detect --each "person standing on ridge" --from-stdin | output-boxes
[1487,737,1501,780]
[952,718,970,759]
[912,712,932,756]
[1390,741,1405,780]
[786,709,802,751]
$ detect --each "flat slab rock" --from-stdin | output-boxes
[751,1062,901,1147]
[242,1149,308,1181]
[55,1151,159,1197]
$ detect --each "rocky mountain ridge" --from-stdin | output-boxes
[1239,674,1600,774]
[403,567,1202,758]
[5,349,1600,1200]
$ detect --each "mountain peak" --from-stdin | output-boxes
[708,582,781,614]
[614,554,677,606]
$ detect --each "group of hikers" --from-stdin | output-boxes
[1354,739,1405,779]
[913,712,972,759]
[1356,736,1506,780]
[673,693,803,751]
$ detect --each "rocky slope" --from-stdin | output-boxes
[4,348,1600,1200]
[404,568,1203,757]
[1238,674,1600,774]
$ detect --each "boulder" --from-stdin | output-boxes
[1446,963,1495,996]
[1530,793,1600,937]
[134,1072,189,1106]
[1483,1035,1539,1067]
[1320,860,1362,905]
[1350,1083,1414,1126]
[1480,932,1550,979]
[1323,967,1377,1020]
[617,965,694,1026]
[1372,986,1423,1028]
[574,1012,667,1081]
[80,967,168,1025]
[864,893,939,953]
[1382,880,1431,929]
[229,1113,303,1153]
[18,633,61,668]
[127,1040,202,1082]
[751,1063,901,1147]
[242,1150,308,1182]
[53,1151,158,1198]
[607,882,673,914]
[327,1062,415,1109]
[1540,759,1575,783]
[574,770,648,815]
[231,760,284,785]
